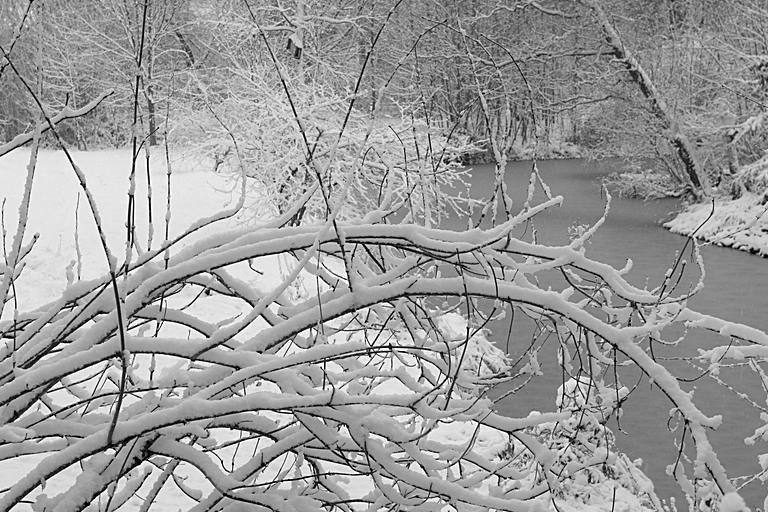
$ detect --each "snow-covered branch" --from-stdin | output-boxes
[0,90,114,158]
[0,169,759,508]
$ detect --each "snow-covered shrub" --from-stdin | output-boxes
[603,168,685,199]
[499,377,662,511]
[171,49,479,226]
[435,312,510,381]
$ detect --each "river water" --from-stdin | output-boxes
[449,159,768,507]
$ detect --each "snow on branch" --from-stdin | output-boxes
[0,90,114,158]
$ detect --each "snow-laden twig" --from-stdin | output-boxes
[0,90,114,158]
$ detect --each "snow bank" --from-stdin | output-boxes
[664,193,768,257]
[665,154,768,256]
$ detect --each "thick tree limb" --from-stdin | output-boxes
[0,90,114,158]
[580,0,711,199]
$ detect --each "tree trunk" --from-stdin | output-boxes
[144,47,158,147]
[580,0,711,199]
[174,29,196,68]
[146,85,157,146]
[727,143,739,174]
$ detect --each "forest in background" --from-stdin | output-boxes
[2,0,768,201]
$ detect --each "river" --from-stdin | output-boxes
[449,159,768,508]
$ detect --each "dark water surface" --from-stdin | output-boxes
[448,159,768,507]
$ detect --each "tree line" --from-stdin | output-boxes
[2,0,767,200]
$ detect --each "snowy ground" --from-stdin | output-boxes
[0,149,250,311]
[665,156,768,257]
[664,192,768,257]
[0,148,658,511]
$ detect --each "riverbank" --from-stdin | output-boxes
[461,139,584,164]
[664,193,768,257]
[664,157,768,257]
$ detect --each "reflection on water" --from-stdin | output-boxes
[442,159,768,507]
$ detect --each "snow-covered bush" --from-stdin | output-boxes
[603,168,685,199]
[175,67,479,227]
[499,377,662,511]
[165,2,481,229]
